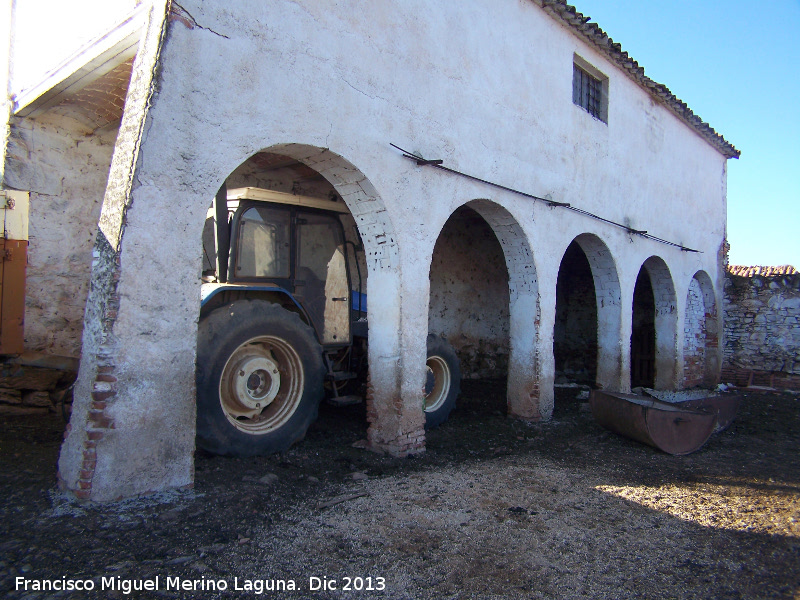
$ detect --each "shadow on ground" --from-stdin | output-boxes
[1,381,798,598]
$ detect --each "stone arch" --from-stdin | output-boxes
[683,270,719,387]
[428,205,510,380]
[226,143,399,274]
[631,256,679,390]
[448,199,543,419]
[554,234,622,390]
[209,143,413,454]
[59,141,411,501]
[464,200,537,308]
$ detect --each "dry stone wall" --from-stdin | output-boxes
[683,278,707,387]
[723,271,800,389]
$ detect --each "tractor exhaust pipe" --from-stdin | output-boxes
[215,182,230,283]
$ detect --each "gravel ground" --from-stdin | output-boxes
[1,381,798,599]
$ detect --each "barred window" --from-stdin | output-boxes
[572,57,608,123]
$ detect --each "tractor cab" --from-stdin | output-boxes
[201,187,361,348]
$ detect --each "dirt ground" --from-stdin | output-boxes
[1,381,798,599]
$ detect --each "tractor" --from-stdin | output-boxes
[197,186,460,455]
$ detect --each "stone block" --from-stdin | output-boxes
[0,388,22,404]
[0,366,63,391]
[22,390,53,407]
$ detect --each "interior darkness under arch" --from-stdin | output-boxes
[631,268,656,388]
[554,241,598,386]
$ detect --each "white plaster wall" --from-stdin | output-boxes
[3,113,115,357]
[122,0,727,413]
[156,0,725,243]
[55,0,732,498]
[3,0,729,370]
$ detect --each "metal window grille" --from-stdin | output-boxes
[573,64,602,119]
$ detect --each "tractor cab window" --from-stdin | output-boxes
[235,206,290,278]
[296,214,343,282]
[295,212,349,344]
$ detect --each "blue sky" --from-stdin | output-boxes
[574,0,800,267]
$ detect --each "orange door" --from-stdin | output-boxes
[1,191,29,355]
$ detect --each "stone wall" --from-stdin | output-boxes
[3,113,116,358]
[723,270,800,389]
[683,277,707,387]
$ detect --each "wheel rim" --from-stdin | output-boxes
[219,335,305,435]
[424,355,451,413]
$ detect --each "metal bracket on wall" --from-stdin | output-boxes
[1,190,30,241]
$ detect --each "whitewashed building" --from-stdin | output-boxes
[1,0,738,500]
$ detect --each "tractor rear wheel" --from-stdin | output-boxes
[196,300,324,456]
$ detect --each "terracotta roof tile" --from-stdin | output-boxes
[535,0,740,159]
[727,265,798,278]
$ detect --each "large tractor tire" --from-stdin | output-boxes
[196,300,325,456]
[424,334,461,428]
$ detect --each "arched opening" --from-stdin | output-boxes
[428,206,510,421]
[630,257,678,390]
[554,241,597,386]
[554,234,622,391]
[683,271,719,388]
[194,144,403,456]
[429,199,542,421]
[429,206,510,379]
[631,269,656,388]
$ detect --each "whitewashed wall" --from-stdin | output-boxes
[48,0,730,499]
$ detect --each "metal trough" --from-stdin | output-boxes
[589,390,718,455]
[642,389,741,433]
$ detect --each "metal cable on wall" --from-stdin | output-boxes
[390,143,699,253]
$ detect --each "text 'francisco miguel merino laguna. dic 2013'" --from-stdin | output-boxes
[16,575,388,594]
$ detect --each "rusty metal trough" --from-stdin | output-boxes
[589,390,737,455]
[642,389,741,434]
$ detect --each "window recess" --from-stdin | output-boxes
[572,55,608,123]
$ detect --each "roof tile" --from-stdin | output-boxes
[727,265,798,278]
